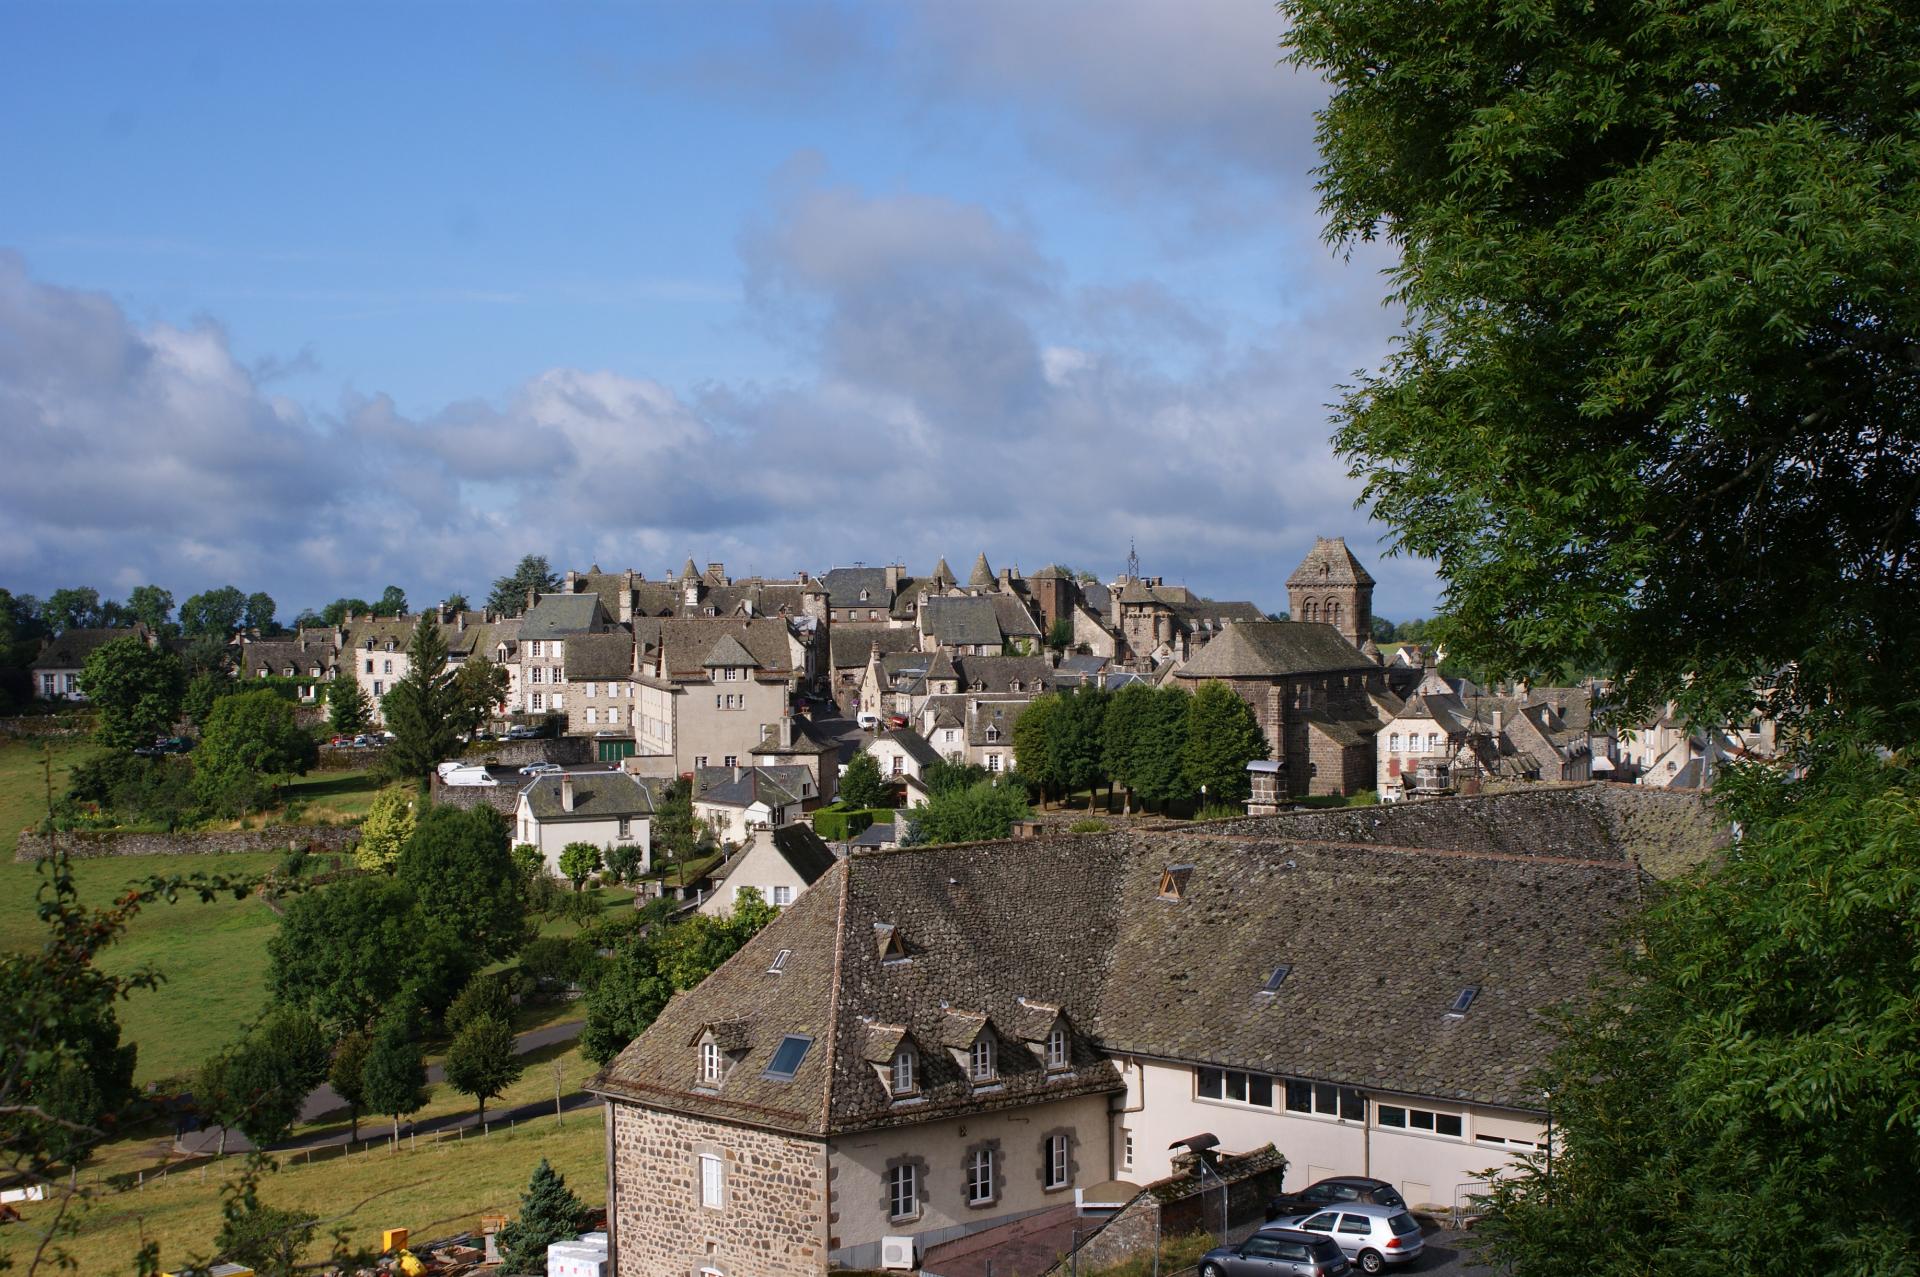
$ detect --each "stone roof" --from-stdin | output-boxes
[969,553,996,589]
[693,764,814,808]
[700,633,762,670]
[830,624,918,670]
[656,619,796,679]
[967,697,1031,747]
[931,558,957,587]
[518,593,610,640]
[594,788,1681,1133]
[32,626,148,671]
[921,596,1003,649]
[954,655,1053,695]
[989,594,1042,639]
[1175,621,1375,679]
[871,727,945,770]
[1286,536,1377,589]
[238,636,332,677]
[562,629,636,681]
[820,568,894,611]
[520,771,659,821]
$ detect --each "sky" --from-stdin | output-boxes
[0,0,1436,623]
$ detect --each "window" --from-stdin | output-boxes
[1449,985,1480,1015]
[966,1147,995,1205]
[891,1046,916,1095]
[1262,965,1292,994]
[373,680,384,696]
[382,659,393,675]
[587,708,598,725]
[772,885,793,906]
[617,817,631,838]
[1282,1077,1365,1119]
[890,755,903,776]
[985,725,1000,742]
[699,1153,724,1209]
[1428,732,1440,751]
[724,667,739,681]
[987,753,1002,772]
[723,755,737,767]
[969,1036,996,1082]
[1389,732,1400,752]
[1122,1130,1134,1171]
[887,1164,918,1220]
[764,1034,811,1080]
[530,667,544,684]
[530,641,542,657]
[608,707,621,725]
[1338,1215,1371,1236]
[700,1041,722,1084]
[1046,1024,1069,1070]
[1377,1103,1463,1137]
[364,659,374,674]
[769,949,791,974]
[1043,1134,1069,1189]
[694,755,707,769]
[531,692,543,711]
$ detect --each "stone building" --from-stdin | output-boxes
[631,617,822,774]
[1286,536,1376,652]
[1174,621,1398,797]
[30,625,156,700]
[592,785,1715,1275]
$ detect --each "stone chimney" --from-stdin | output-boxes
[707,562,727,586]
[564,569,578,593]
[526,586,537,610]
[560,774,575,813]
[732,764,743,784]
[1492,709,1505,737]
[621,570,636,624]
[885,563,904,592]
[779,709,796,749]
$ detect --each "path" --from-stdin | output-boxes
[175,1018,587,1157]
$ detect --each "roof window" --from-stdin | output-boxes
[764,1034,812,1080]
[1158,865,1194,901]
[768,949,791,975]
[1261,965,1292,995]
[1448,985,1480,1016]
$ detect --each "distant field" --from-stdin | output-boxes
[5,1110,604,1276]
[0,735,92,859]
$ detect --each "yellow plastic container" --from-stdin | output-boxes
[381,1226,409,1252]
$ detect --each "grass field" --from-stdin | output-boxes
[4,1110,604,1276]
[0,735,92,858]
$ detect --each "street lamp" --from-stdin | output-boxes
[1543,1089,1555,1202]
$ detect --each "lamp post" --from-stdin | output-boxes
[1543,1089,1555,1203]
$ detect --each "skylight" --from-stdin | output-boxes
[1449,985,1481,1015]
[764,1034,812,1080]
[768,949,791,975]
[1261,965,1292,994]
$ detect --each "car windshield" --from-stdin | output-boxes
[1388,1212,1420,1236]
[1377,1189,1405,1206]
[1309,1238,1345,1261]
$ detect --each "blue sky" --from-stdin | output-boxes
[1,0,1435,621]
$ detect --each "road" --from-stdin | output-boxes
[176,1018,589,1156]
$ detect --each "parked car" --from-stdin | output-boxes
[1267,1204,1423,1274]
[1199,1228,1350,1277]
[520,762,563,776]
[351,735,372,747]
[1267,1178,1405,1223]
[436,761,468,780]
[886,714,908,729]
[506,725,539,740]
[330,735,351,747]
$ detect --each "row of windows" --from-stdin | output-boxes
[1378,1103,1464,1137]
[885,1026,1069,1098]
[1197,1067,1468,1139]
[528,692,565,711]
[528,641,563,658]
[881,1135,1072,1222]
[691,755,739,769]
[584,708,623,725]
[363,659,394,675]
[715,693,745,710]
[582,682,627,697]
[1387,732,1445,753]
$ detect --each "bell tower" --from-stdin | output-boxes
[1285,536,1375,650]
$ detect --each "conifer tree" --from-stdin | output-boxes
[380,614,458,784]
[326,672,371,737]
[498,1157,588,1274]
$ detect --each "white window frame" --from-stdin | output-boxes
[1043,1134,1069,1189]
[1122,1130,1134,1171]
[699,1153,724,1209]
[887,1163,918,1221]
[1046,1024,1069,1070]
[969,1036,995,1082]
[772,885,793,906]
[1376,1102,1464,1139]
[966,1147,995,1205]
[891,1047,916,1096]
[700,1041,722,1084]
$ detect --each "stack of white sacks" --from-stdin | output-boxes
[548,1230,609,1277]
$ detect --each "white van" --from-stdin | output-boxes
[857,711,881,731]
[436,760,469,780]
[442,765,498,787]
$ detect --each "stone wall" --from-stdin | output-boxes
[456,736,594,767]
[608,1100,829,1277]
[0,714,93,738]
[428,781,521,818]
[1044,1147,1288,1277]
[16,825,359,862]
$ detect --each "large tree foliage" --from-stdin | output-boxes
[838,751,889,809]
[905,779,1033,846]
[451,653,510,732]
[395,805,530,963]
[192,688,317,816]
[41,587,103,633]
[488,554,560,617]
[1476,750,1920,1275]
[359,1011,427,1143]
[125,584,175,634]
[79,635,185,751]
[199,1009,330,1148]
[1181,681,1269,805]
[326,670,371,737]
[180,585,248,637]
[353,787,415,872]
[267,875,470,1032]
[1282,0,1920,734]
[380,613,459,783]
[443,1013,523,1125]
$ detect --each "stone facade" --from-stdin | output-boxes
[15,825,359,862]
[606,1102,829,1277]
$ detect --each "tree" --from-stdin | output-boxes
[327,671,371,737]
[396,805,530,963]
[1281,0,1920,736]
[1011,694,1066,805]
[328,1031,371,1141]
[445,974,515,1036]
[183,669,239,729]
[1133,686,1195,812]
[359,1012,427,1145]
[444,1014,523,1125]
[268,876,451,1032]
[604,841,644,885]
[208,1009,331,1149]
[1181,681,1267,806]
[373,585,408,618]
[80,635,185,751]
[1054,686,1110,800]
[443,592,470,612]
[125,584,175,634]
[243,591,278,635]
[838,751,889,809]
[193,689,317,817]
[1369,615,1395,644]
[498,1158,589,1275]
[906,779,1032,846]
[320,598,372,628]
[42,587,103,633]
[380,613,458,784]
[488,555,560,617]
[1046,617,1075,653]
[651,777,700,861]
[451,654,510,732]
[558,841,601,893]
[215,1167,316,1277]
[924,759,988,796]
[1101,682,1154,813]
[353,788,415,872]
[1474,751,1920,1276]
[180,585,247,636]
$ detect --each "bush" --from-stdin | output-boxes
[519,935,593,992]
[1068,818,1109,834]
[445,973,516,1035]
[62,751,200,829]
[813,803,881,842]
[1195,802,1243,822]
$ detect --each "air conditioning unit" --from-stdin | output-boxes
[880,1234,918,1271]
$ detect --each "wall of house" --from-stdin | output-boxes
[1378,715,1447,795]
[607,1101,830,1277]
[514,806,651,877]
[567,677,636,736]
[675,675,789,772]
[827,1090,1112,1271]
[634,681,675,758]
[694,833,815,916]
[519,637,567,715]
[694,797,799,848]
[865,738,930,781]
[1110,1057,1539,1217]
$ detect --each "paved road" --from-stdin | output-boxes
[176,1018,588,1156]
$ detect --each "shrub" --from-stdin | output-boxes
[519,935,592,992]
[813,803,879,842]
[1068,818,1109,834]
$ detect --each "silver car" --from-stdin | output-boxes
[1270,1203,1424,1274]
[1199,1228,1351,1277]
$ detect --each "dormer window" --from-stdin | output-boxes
[1046,1024,1069,1070]
[364,639,374,651]
[701,1041,722,1083]
[986,726,1000,743]
[969,1036,996,1082]
[891,1046,917,1096]
[1158,865,1194,901]
[384,640,395,652]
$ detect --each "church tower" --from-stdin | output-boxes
[1286,536,1375,650]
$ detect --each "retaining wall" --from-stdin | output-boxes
[16,825,360,862]
[456,737,594,767]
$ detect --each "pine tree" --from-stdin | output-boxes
[327,672,371,737]
[498,1158,588,1275]
[380,614,458,785]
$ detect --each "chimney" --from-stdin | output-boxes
[885,563,903,592]
[560,774,575,813]
[732,764,743,784]
[457,610,466,633]
[1492,709,1505,737]
[526,586,536,609]
[779,708,796,749]
[707,562,726,585]
[564,570,578,592]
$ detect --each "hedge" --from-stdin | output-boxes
[813,804,890,842]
